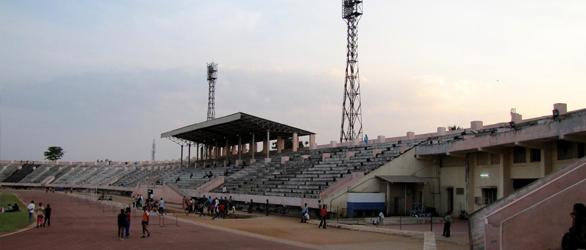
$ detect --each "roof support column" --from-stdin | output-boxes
[214,142,218,160]
[251,133,256,160]
[265,129,270,160]
[180,144,184,167]
[277,136,284,153]
[309,134,316,149]
[195,143,199,164]
[187,143,191,167]
[292,132,299,152]
[238,135,242,161]
[225,139,229,159]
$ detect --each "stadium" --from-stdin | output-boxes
[1,1,586,250]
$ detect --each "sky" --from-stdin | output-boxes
[1,0,585,161]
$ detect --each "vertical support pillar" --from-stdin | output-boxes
[225,139,229,160]
[292,132,299,152]
[195,143,199,163]
[277,136,283,153]
[187,144,191,167]
[542,141,553,176]
[265,129,270,160]
[238,135,242,161]
[180,144,184,167]
[309,134,316,149]
[498,150,513,199]
[251,133,256,160]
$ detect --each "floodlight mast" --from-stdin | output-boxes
[340,0,364,143]
[207,62,218,121]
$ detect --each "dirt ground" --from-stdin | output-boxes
[89,192,468,250]
[5,190,469,250]
[0,190,306,250]
[177,213,424,250]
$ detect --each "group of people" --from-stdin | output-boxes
[1,203,20,213]
[298,203,329,229]
[27,200,52,228]
[182,195,234,219]
[132,195,166,215]
[117,206,151,239]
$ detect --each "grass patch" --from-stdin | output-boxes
[0,192,29,232]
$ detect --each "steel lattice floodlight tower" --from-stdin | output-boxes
[340,0,364,143]
[207,62,218,121]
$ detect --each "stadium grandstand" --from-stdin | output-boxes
[2,103,585,249]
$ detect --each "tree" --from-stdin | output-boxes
[44,146,64,161]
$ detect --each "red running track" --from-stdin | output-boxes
[0,191,307,250]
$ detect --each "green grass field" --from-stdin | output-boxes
[0,192,30,232]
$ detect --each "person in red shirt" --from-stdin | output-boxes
[141,207,150,238]
[319,205,328,229]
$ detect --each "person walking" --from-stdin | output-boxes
[27,201,35,224]
[265,199,269,216]
[158,198,165,215]
[141,207,151,238]
[443,213,452,238]
[117,209,126,240]
[319,205,328,229]
[44,204,52,227]
[300,203,309,223]
[36,203,45,228]
[125,207,131,238]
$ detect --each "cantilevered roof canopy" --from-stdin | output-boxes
[377,176,427,183]
[161,112,314,145]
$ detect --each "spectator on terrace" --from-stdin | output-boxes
[562,203,586,250]
[117,209,126,240]
[44,204,52,227]
[36,202,45,228]
[27,201,35,224]
[222,186,227,193]
[189,173,193,179]
[319,205,328,229]
[175,177,180,183]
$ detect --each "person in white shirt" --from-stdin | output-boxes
[158,198,165,214]
[378,211,385,225]
[27,201,35,224]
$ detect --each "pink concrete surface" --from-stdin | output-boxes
[484,161,586,250]
[0,190,307,250]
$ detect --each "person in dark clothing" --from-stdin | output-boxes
[443,213,452,238]
[44,204,52,227]
[562,203,586,250]
[124,207,131,238]
[265,199,269,216]
[248,199,253,213]
[117,209,126,239]
[319,205,328,229]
